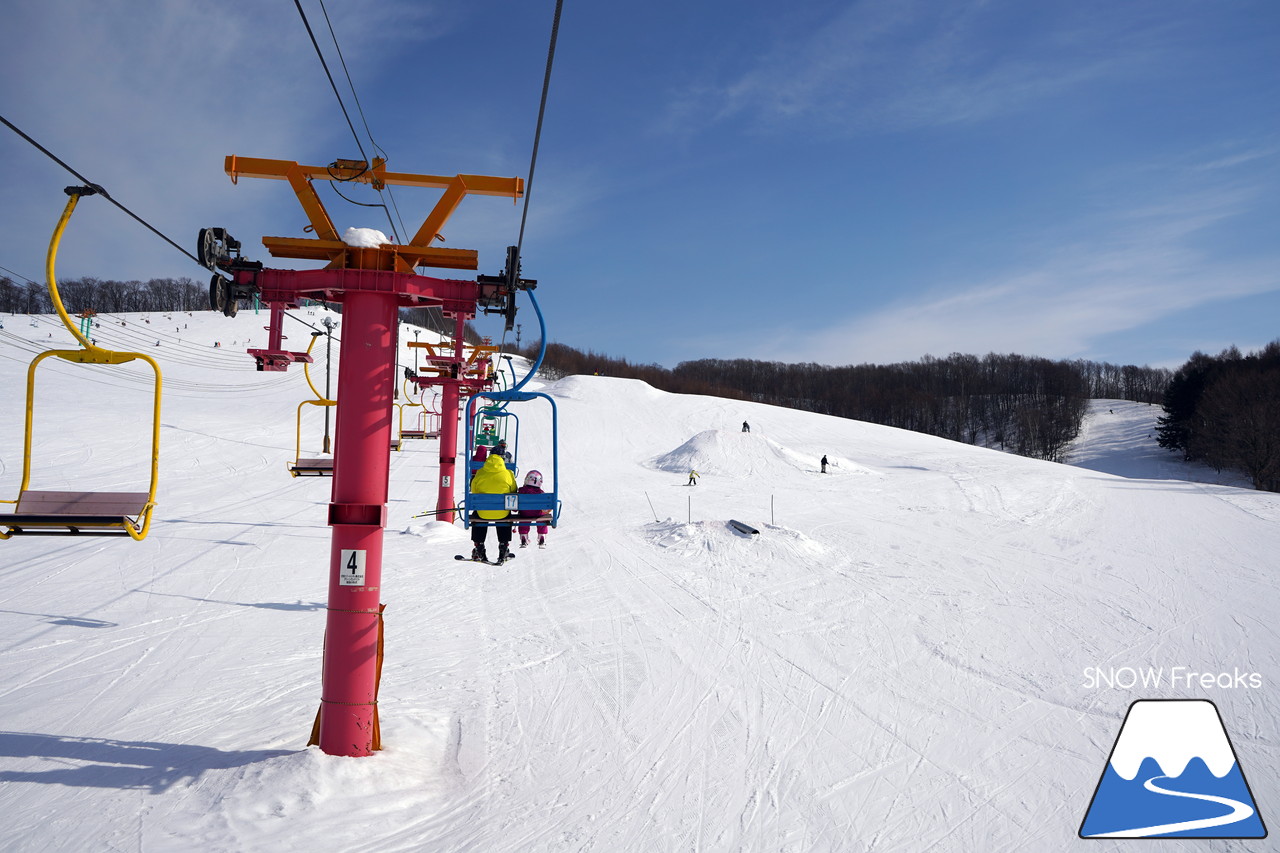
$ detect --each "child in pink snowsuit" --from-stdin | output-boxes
[517,470,549,548]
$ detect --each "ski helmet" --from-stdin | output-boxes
[524,470,543,487]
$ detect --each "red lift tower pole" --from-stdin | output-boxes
[435,314,466,523]
[408,324,498,523]
[201,155,523,756]
[321,287,396,753]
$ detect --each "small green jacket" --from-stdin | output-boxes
[471,454,518,519]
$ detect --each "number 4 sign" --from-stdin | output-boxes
[339,549,366,586]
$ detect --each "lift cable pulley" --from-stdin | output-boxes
[197,226,262,318]
[476,245,537,333]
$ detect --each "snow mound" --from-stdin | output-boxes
[342,227,391,248]
[649,429,817,478]
[173,715,459,849]
[545,374,662,402]
[643,519,830,563]
[402,520,471,543]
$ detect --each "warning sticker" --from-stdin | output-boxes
[339,549,366,586]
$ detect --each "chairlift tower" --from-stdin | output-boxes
[199,155,530,757]
[404,336,507,518]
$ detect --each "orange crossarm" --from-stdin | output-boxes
[226,155,522,271]
[286,163,339,242]
[225,156,523,198]
[411,176,469,249]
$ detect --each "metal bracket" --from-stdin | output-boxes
[476,245,538,331]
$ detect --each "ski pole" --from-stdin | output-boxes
[411,506,462,519]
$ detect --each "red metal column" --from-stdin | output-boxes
[435,313,467,522]
[267,302,285,351]
[318,289,397,756]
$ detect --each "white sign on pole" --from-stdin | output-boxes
[339,549,367,586]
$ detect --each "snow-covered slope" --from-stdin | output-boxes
[1066,399,1251,486]
[1,311,1277,852]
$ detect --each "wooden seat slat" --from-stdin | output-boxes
[290,458,334,477]
[3,490,150,537]
[7,516,136,526]
[14,490,150,517]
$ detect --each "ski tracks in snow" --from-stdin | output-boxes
[434,516,960,851]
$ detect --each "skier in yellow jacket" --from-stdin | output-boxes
[470,453,518,562]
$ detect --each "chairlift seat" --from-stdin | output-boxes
[289,458,334,477]
[465,493,558,527]
[2,490,152,536]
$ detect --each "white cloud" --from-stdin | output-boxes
[0,0,444,285]
[661,0,1165,138]
[748,185,1280,365]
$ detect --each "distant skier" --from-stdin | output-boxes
[469,453,517,563]
[821,455,828,474]
[688,469,699,486]
[742,421,750,433]
[517,469,549,548]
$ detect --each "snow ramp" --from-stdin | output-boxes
[643,519,830,564]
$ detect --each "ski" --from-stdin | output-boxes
[454,554,516,565]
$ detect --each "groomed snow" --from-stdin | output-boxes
[1,309,1277,851]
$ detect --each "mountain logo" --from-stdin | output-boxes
[1080,699,1267,839]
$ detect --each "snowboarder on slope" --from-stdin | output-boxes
[688,469,700,486]
[469,453,517,562]
[517,470,550,548]
[821,455,828,474]
[742,421,750,433]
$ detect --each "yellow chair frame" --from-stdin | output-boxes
[1,189,161,540]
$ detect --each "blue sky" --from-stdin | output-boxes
[2,0,1278,369]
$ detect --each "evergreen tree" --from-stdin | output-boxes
[1156,351,1214,458]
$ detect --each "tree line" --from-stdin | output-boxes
[519,342,1171,463]
[1157,341,1280,491]
[2,275,483,342]
[2,275,209,314]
